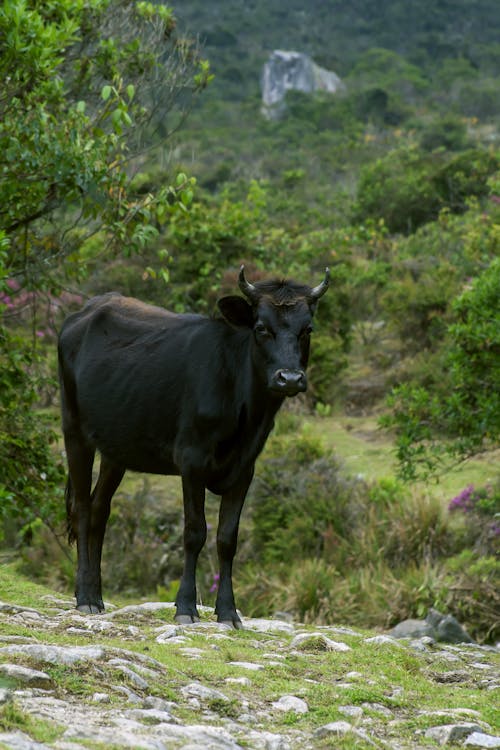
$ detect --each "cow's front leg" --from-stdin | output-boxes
[215,469,253,629]
[175,474,207,624]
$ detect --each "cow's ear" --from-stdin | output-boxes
[217,295,254,328]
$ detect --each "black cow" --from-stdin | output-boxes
[58,266,329,627]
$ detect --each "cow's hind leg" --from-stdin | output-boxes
[87,457,124,613]
[63,426,98,613]
[215,470,253,629]
[175,475,207,624]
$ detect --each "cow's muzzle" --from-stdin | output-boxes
[270,369,307,396]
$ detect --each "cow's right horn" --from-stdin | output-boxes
[238,265,259,304]
[309,268,330,301]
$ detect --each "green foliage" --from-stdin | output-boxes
[355,145,498,234]
[381,264,459,351]
[236,430,498,640]
[384,258,500,479]
[307,333,348,405]
[0,327,65,547]
[0,0,207,542]
[0,0,207,283]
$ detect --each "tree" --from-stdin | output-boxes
[0,0,209,289]
[0,0,210,541]
[383,256,500,480]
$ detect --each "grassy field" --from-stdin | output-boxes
[303,414,499,502]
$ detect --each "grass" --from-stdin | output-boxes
[303,413,500,499]
[0,702,63,744]
[0,566,498,748]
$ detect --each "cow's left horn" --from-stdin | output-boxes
[238,265,259,303]
[309,268,330,301]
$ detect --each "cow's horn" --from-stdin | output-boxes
[309,268,330,301]
[238,265,259,303]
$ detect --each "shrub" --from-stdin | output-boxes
[307,333,348,406]
[355,145,498,234]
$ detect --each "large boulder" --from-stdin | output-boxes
[261,50,344,119]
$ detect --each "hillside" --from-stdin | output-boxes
[1,0,499,660]
[0,567,499,749]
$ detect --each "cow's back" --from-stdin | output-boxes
[58,293,248,477]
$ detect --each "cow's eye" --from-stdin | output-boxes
[255,322,272,338]
[301,325,313,337]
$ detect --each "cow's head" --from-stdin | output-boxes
[218,265,330,396]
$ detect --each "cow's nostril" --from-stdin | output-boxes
[272,369,307,394]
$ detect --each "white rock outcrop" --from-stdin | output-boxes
[261,50,344,119]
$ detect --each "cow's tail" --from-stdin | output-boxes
[65,476,76,545]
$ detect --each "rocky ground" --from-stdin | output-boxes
[0,597,498,749]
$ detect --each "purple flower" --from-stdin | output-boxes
[209,572,220,593]
[448,484,475,513]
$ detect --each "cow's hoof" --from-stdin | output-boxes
[174,614,200,625]
[76,603,104,615]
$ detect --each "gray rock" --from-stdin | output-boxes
[243,617,295,634]
[426,608,476,644]
[181,681,231,702]
[271,695,308,713]
[339,705,364,719]
[126,707,177,724]
[424,723,484,744]
[290,632,351,652]
[0,663,52,688]
[314,720,354,738]
[0,644,105,665]
[244,729,291,750]
[142,695,177,712]
[465,733,500,748]
[0,731,50,749]
[0,686,12,704]
[390,619,435,639]
[364,635,400,646]
[91,692,110,703]
[228,661,264,671]
[261,50,344,119]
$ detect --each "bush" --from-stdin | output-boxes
[384,258,500,478]
[355,145,498,234]
[236,429,498,641]
[0,328,65,549]
[307,333,348,406]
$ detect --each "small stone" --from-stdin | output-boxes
[361,702,394,718]
[108,663,149,690]
[143,695,177,712]
[290,632,351,652]
[390,618,435,640]
[339,705,364,718]
[242,617,295,634]
[464,733,500,748]
[225,676,252,686]
[0,687,12,704]
[0,730,50,749]
[424,723,484,745]
[315,720,353,738]
[181,681,231,702]
[0,663,52,688]
[365,635,400,646]
[0,644,105,665]
[126,707,176,724]
[91,692,110,703]
[228,661,264,670]
[179,647,206,659]
[155,624,179,642]
[271,695,308,714]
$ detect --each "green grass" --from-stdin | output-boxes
[303,414,499,499]
[0,566,498,747]
[0,702,63,744]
